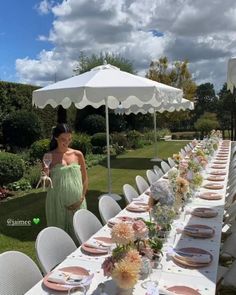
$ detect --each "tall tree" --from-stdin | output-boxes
[146,57,196,131]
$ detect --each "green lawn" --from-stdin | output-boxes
[0,141,188,264]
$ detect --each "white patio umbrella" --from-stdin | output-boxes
[32,64,183,200]
[116,98,194,161]
[227,57,236,93]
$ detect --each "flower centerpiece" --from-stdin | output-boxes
[102,219,160,292]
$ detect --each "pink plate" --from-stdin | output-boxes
[167,286,201,295]
[191,207,218,218]
[43,266,89,291]
[213,161,227,165]
[81,243,108,255]
[206,175,224,181]
[210,170,226,176]
[183,224,215,238]
[211,165,226,169]
[203,183,223,190]
[172,247,213,268]
[94,236,112,244]
[199,192,222,200]
[126,204,148,212]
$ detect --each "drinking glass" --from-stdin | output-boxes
[43,153,52,168]
[141,257,158,289]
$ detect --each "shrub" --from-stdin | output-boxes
[111,132,128,147]
[126,130,143,149]
[7,178,32,191]
[82,114,106,135]
[91,133,108,147]
[85,153,106,168]
[0,152,25,185]
[24,161,42,188]
[2,110,42,148]
[71,133,92,155]
[30,139,50,161]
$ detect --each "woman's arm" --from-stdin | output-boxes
[76,150,88,198]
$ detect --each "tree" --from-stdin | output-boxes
[217,83,235,140]
[146,57,197,131]
[194,112,220,137]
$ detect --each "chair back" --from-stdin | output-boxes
[123,184,139,204]
[161,161,171,174]
[99,195,122,224]
[0,251,43,295]
[146,169,160,184]
[135,175,149,194]
[73,209,102,244]
[35,226,77,274]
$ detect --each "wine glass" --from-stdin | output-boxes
[43,153,52,168]
[141,257,159,289]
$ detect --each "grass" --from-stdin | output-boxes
[0,141,188,264]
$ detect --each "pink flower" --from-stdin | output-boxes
[132,220,148,239]
[102,256,114,277]
[111,222,135,245]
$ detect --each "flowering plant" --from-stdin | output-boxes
[149,180,175,207]
[102,220,156,289]
[173,153,183,164]
[150,204,176,232]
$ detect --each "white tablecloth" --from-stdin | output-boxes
[26,141,230,295]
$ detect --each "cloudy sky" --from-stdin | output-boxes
[1,0,236,91]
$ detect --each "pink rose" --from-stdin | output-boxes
[132,220,148,239]
[102,257,114,277]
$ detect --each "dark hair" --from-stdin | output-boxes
[49,123,72,151]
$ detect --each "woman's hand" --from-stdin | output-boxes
[66,196,85,212]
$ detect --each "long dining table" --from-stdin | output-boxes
[26,140,231,295]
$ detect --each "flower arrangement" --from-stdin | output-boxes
[102,219,160,290]
[150,204,176,232]
[173,153,183,164]
[149,180,175,207]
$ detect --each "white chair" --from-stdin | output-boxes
[135,175,149,194]
[153,165,164,177]
[0,251,43,295]
[146,169,160,184]
[167,157,176,168]
[221,259,236,288]
[123,184,139,204]
[73,209,103,244]
[35,226,77,274]
[99,195,122,224]
[180,148,186,156]
[161,161,171,174]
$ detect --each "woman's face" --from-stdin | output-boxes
[56,133,72,150]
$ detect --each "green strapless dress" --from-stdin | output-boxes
[46,163,87,240]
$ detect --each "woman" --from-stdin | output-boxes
[43,124,88,241]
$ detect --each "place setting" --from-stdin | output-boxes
[190,207,218,218]
[198,192,223,200]
[168,247,213,269]
[107,216,134,228]
[81,236,113,255]
[209,170,227,176]
[126,202,149,213]
[43,266,94,292]
[176,223,215,239]
[206,175,225,182]
[203,182,224,190]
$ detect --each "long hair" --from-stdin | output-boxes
[49,123,72,151]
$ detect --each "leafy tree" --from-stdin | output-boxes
[146,57,196,131]
[217,83,235,140]
[194,112,220,137]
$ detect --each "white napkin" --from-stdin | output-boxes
[47,270,87,285]
[84,238,110,250]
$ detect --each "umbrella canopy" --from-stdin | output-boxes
[115,98,194,161]
[32,64,184,198]
[227,57,236,93]
[33,64,183,109]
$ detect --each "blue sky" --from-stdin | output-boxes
[1,0,236,90]
[0,0,54,81]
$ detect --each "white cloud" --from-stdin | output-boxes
[35,0,54,15]
[17,0,236,91]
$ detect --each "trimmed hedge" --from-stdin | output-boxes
[0,152,25,185]
[91,133,107,147]
[2,110,42,148]
[82,114,106,135]
[30,139,50,161]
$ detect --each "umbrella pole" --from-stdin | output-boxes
[151,109,161,162]
[105,98,112,194]
[103,99,121,201]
